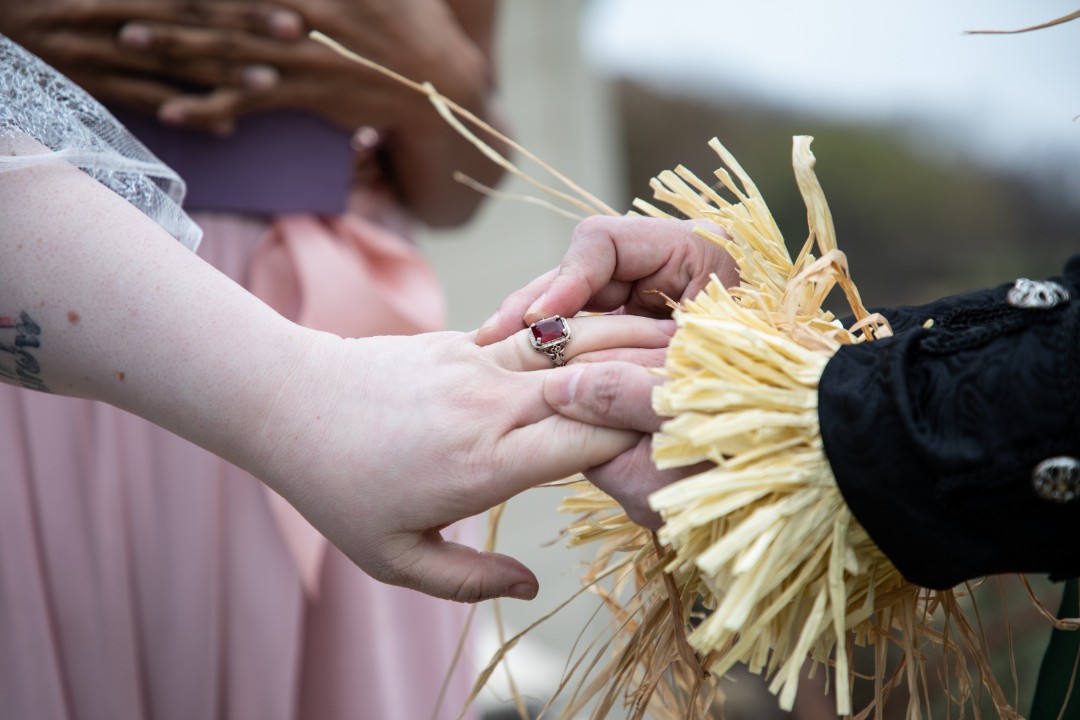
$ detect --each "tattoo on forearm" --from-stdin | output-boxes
[0,312,49,392]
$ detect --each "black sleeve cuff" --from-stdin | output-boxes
[819,256,1080,589]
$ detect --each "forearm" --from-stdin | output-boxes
[0,145,313,483]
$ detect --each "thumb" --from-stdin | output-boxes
[544,361,665,433]
[390,535,539,603]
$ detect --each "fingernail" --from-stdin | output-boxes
[242,64,280,90]
[118,23,153,50]
[659,318,677,335]
[505,582,537,601]
[157,103,185,126]
[524,292,548,321]
[267,9,304,39]
[546,365,583,407]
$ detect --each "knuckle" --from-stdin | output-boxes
[586,365,623,416]
[569,215,616,257]
[448,564,490,604]
[573,214,611,238]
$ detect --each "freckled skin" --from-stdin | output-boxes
[115,371,125,382]
[67,310,80,325]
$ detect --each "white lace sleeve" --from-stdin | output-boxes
[0,34,202,250]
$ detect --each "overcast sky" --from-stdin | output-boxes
[582,1,1080,179]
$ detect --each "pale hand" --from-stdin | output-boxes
[256,315,675,600]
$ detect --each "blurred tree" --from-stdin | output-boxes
[614,80,1078,309]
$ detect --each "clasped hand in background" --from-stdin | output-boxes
[0,0,488,135]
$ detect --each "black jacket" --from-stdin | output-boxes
[819,256,1080,589]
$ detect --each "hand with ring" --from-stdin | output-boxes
[2,153,685,602]
[528,315,572,367]
[478,216,740,528]
[257,312,676,602]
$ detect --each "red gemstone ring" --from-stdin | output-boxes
[529,315,572,367]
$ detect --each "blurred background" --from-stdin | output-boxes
[417,1,1080,717]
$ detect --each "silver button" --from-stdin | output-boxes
[1007,278,1070,309]
[1032,457,1080,504]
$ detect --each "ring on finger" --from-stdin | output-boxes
[529,315,572,367]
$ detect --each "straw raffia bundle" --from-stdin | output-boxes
[558,137,1018,719]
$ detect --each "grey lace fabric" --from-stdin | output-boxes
[0,34,202,250]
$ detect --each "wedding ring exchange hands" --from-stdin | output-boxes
[251,215,735,605]
[286,312,676,604]
[285,217,735,605]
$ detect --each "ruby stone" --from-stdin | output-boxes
[531,317,567,345]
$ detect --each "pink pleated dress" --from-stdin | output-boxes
[0,110,479,720]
